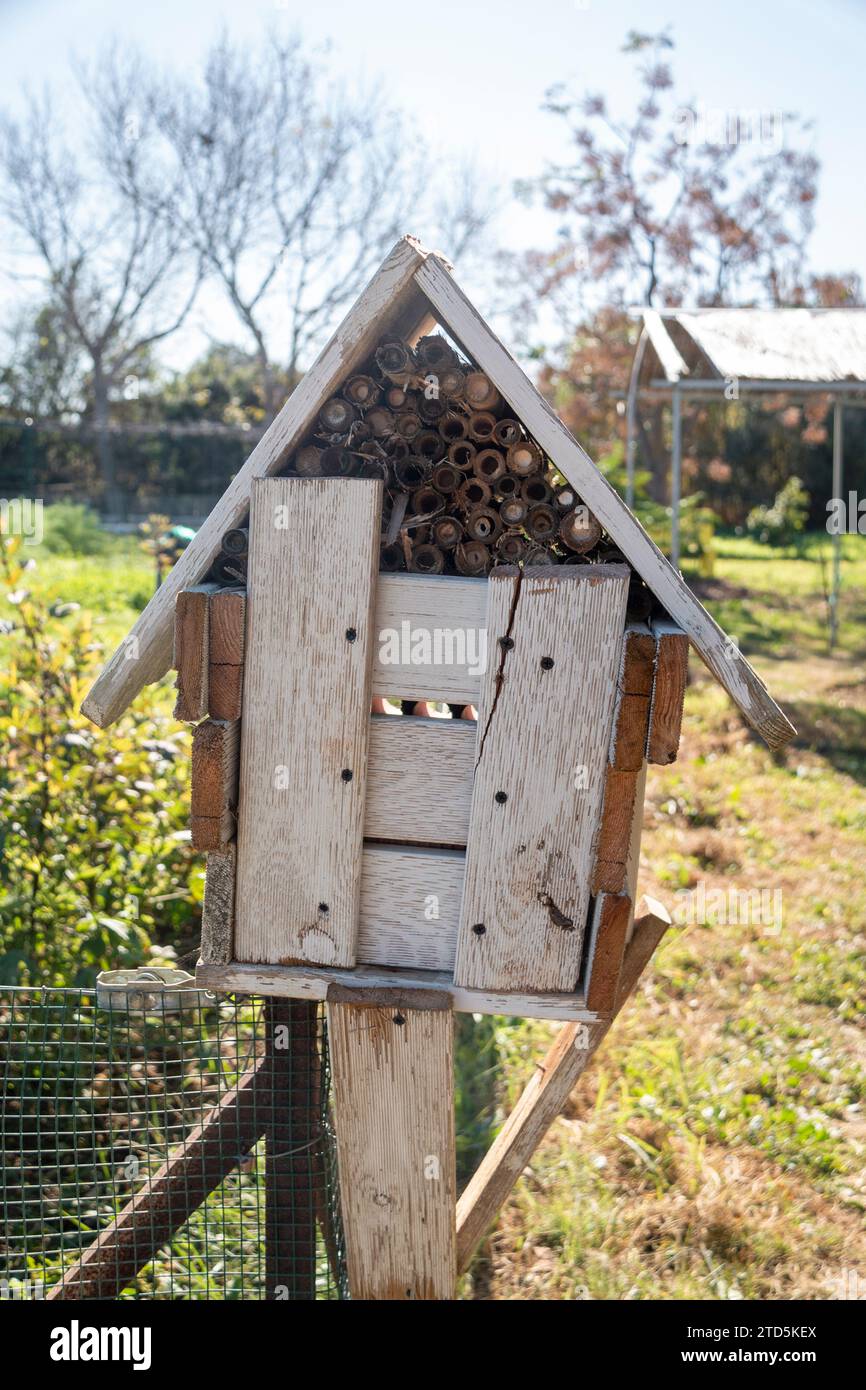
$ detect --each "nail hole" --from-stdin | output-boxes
[341,768,353,782]
[494,790,508,804]
[540,656,555,670]
[472,923,486,936]
[345,627,357,642]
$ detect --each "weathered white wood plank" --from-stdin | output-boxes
[414,255,796,749]
[454,565,629,993]
[81,237,434,728]
[365,715,476,846]
[358,844,464,972]
[327,1001,457,1300]
[372,573,488,705]
[233,478,382,968]
[195,958,600,1023]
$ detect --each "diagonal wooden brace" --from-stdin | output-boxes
[455,898,672,1274]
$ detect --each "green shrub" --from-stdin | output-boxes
[0,530,196,985]
[41,502,110,556]
[746,477,810,548]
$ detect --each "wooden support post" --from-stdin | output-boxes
[454,565,630,993]
[47,1062,267,1300]
[455,900,671,1274]
[264,999,322,1301]
[327,998,457,1300]
[233,477,382,967]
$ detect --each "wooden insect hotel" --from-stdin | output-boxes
[82,237,796,1300]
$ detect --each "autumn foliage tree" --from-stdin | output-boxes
[516,29,863,518]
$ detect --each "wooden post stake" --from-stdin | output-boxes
[327,997,457,1299]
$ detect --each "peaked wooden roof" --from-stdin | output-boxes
[81,236,795,749]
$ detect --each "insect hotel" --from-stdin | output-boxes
[82,237,796,1300]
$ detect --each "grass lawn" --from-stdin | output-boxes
[14,528,866,1300]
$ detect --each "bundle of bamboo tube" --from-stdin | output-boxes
[208,329,652,619]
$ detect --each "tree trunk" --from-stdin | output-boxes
[92,360,120,519]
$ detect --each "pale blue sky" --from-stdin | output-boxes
[2,0,865,366]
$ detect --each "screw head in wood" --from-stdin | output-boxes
[499,636,515,651]
[341,768,353,782]
[472,923,486,936]
[540,656,555,670]
[494,790,508,804]
[345,627,357,642]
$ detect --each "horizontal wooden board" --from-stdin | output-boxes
[364,715,476,846]
[372,573,488,705]
[358,844,465,972]
[196,959,597,1023]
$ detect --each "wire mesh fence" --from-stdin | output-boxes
[0,987,347,1301]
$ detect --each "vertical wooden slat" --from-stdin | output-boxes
[327,1000,456,1300]
[585,892,632,1014]
[591,621,653,894]
[454,565,630,993]
[234,477,382,967]
[647,618,690,764]
[173,584,216,721]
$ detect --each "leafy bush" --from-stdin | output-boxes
[41,502,110,556]
[0,531,196,985]
[746,477,810,548]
